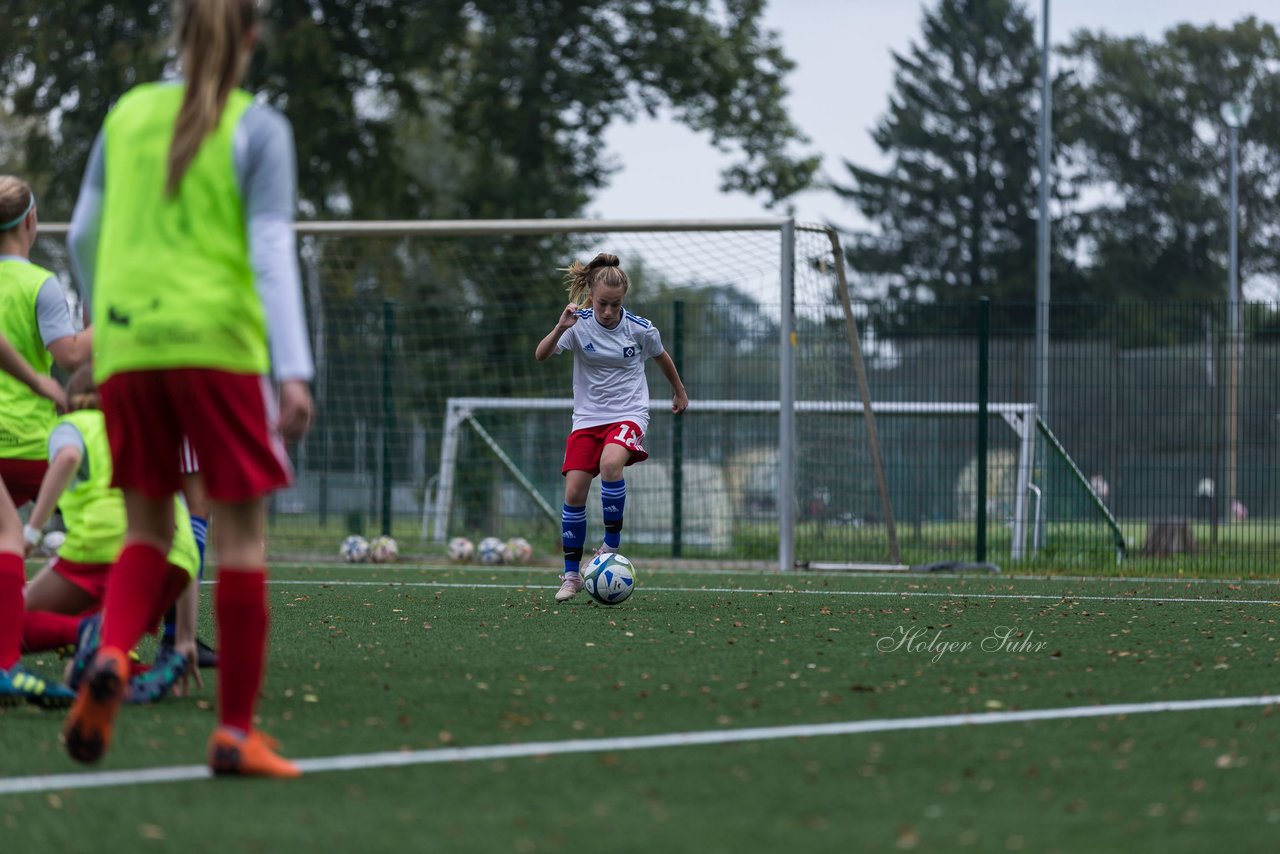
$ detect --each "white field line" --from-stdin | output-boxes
[263,578,1280,607]
[275,561,1280,588]
[2,694,1276,796]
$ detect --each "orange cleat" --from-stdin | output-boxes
[208,728,302,778]
[61,647,130,764]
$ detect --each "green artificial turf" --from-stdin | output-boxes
[2,564,1277,852]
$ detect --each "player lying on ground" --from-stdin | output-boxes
[21,366,203,704]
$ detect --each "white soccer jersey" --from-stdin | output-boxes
[556,308,665,432]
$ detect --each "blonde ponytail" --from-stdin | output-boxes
[561,253,629,308]
[166,0,259,197]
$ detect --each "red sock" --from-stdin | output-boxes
[101,542,172,654]
[216,568,268,733]
[143,566,191,636]
[0,552,24,669]
[21,610,82,653]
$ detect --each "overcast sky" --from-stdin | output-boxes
[592,0,1271,230]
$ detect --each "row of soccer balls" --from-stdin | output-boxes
[337,535,537,565]
[448,536,533,565]
[339,534,400,563]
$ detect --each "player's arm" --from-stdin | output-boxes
[68,130,106,315]
[35,273,92,371]
[535,304,579,361]
[24,440,82,555]
[652,350,689,415]
[0,331,66,410]
[239,105,314,441]
[46,328,93,372]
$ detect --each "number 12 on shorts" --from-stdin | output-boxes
[614,423,644,451]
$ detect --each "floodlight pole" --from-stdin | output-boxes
[1034,0,1052,550]
[1227,121,1240,521]
[1221,100,1250,523]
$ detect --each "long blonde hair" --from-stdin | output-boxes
[166,0,260,197]
[562,253,630,308]
[0,176,35,232]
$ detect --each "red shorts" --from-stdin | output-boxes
[562,420,648,476]
[100,369,293,502]
[0,458,48,506]
[50,556,110,602]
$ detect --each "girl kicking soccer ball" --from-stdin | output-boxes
[535,253,688,602]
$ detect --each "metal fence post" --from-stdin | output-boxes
[977,297,990,563]
[381,299,395,537]
[672,299,684,558]
[779,219,796,572]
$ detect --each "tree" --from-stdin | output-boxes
[1060,18,1280,306]
[1,1,817,221]
[836,0,1054,311]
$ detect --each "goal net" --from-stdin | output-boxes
[34,218,1122,568]
[430,398,1053,565]
[274,218,899,568]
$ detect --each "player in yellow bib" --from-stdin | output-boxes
[0,175,93,506]
[22,367,203,704]
[63,0,314,777]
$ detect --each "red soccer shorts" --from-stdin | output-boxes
[562,420,648,476]
[50,556,110,602]
[100,369,293,502]
[0,458,49,506]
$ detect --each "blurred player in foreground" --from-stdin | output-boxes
[63,0,314,776]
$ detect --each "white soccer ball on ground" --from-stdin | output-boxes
[448,537,475,563]
[477,536,508,566]
[506,537,532,563]
[340,534,370,563]
[582,552,636,606]
[370,535,399,563]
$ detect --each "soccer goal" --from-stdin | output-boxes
[429,397,1080,565]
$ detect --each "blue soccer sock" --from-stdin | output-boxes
[190,515,208,579]
[601,479,626,549]
[562,504,586,574]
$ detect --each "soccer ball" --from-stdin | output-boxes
[582,552,636,606]
[506,537,532,563]
[448,536,475,563]
[477,536,508,566]
[38,530,66,556]
[370,535,399,563]
[340,534,370,563]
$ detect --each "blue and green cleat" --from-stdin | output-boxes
[0,663,77,709]
[126,644,189,704]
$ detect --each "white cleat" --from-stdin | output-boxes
[555,573,584,602]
